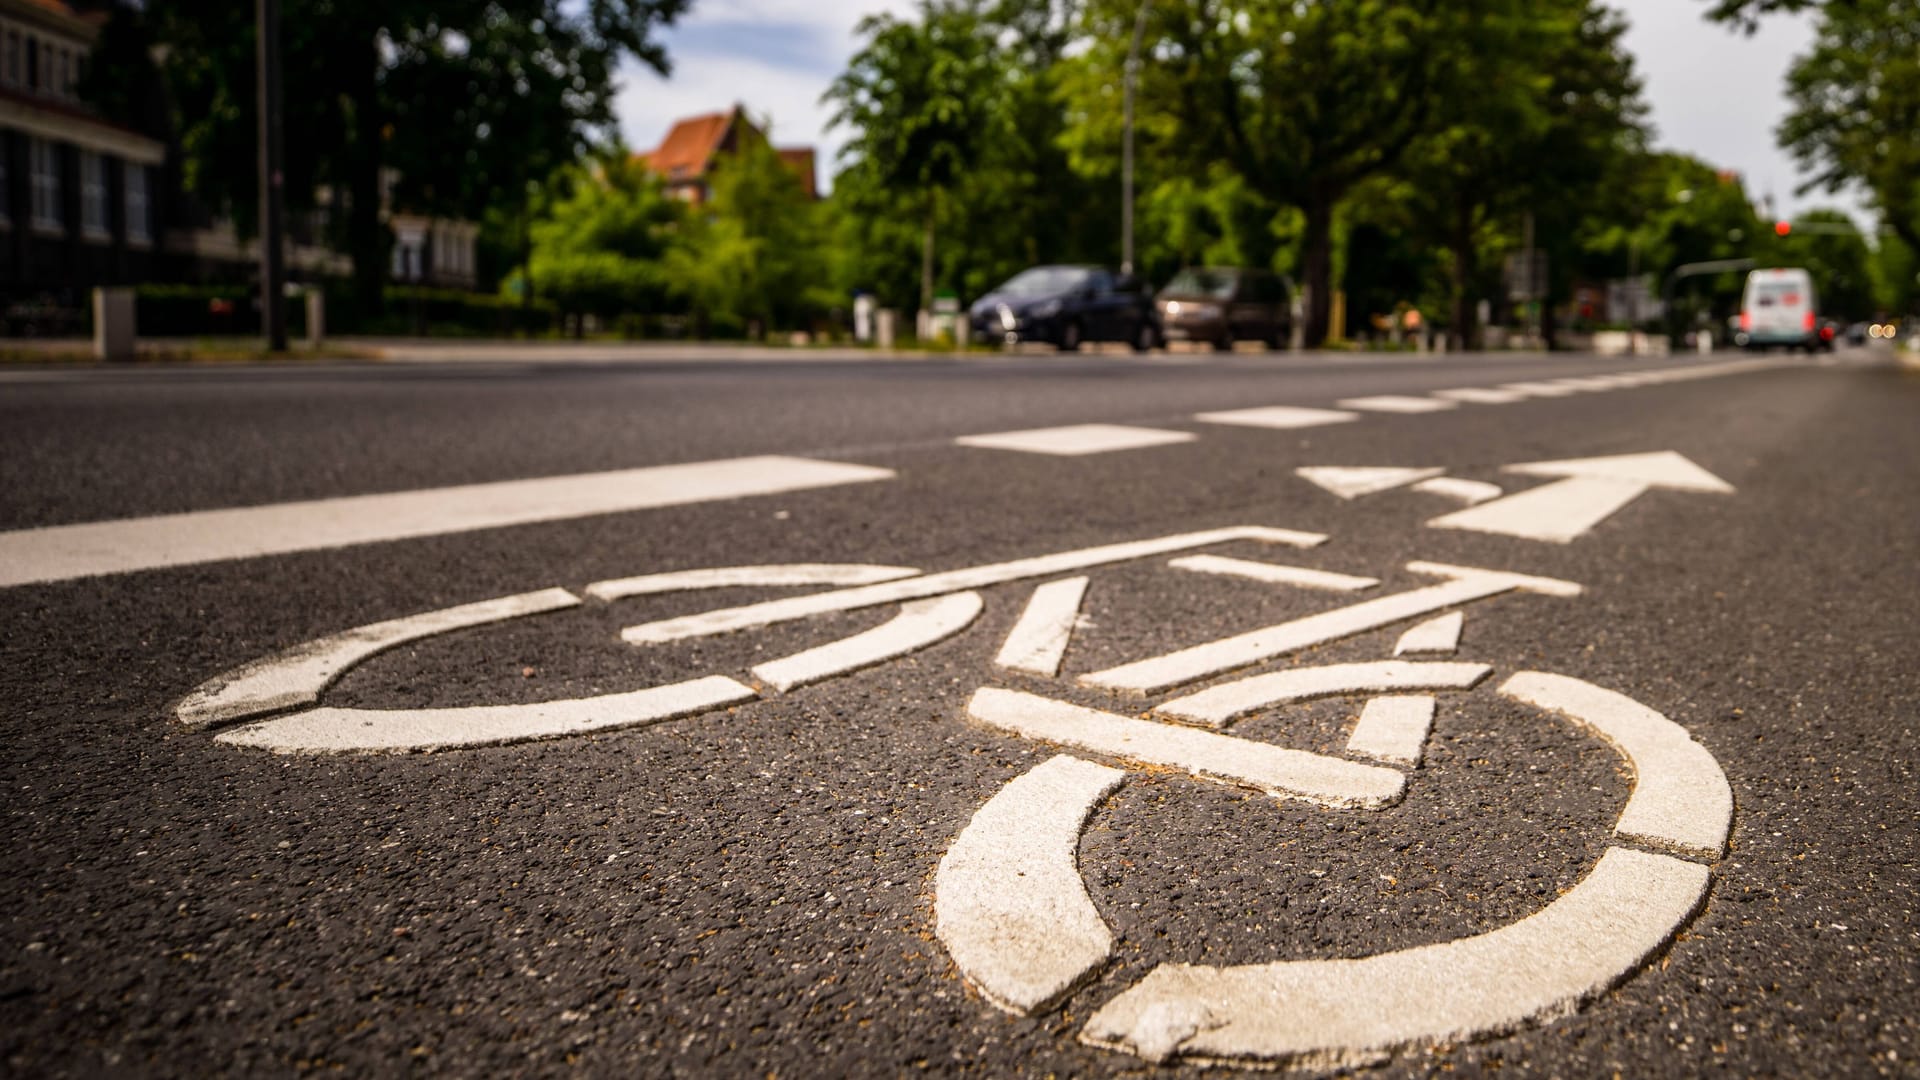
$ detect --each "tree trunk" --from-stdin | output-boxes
[347,40,385,318]
[1448,199,1477,351]
[1301,190,1335,348]
[920,195,937,316]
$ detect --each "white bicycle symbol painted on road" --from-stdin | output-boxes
[175,525,1731,1070]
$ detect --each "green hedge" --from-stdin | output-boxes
[130,284,558,338]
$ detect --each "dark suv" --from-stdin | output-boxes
[970,265,1159,352]
[1156,266,1292,350]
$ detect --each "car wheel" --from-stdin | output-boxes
[1057,321,1082,353]
[1131,321,1157,353]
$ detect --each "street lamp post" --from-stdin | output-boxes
[257,0,287,352]
[1120,0,1150,276]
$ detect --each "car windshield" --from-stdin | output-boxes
[997,267,1092,297]
[1162,268,1239,299]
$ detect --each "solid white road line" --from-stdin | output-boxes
[0,456,895,589]
[1500,672,1732,859]
[1192,405,1361,430]
[1080,846,1711,1068]
[934,754,1126,1016]
[623,526,1326,644]
[1409,477,1504,505]
[174,587,581,730]
[1335,395,1458,414]
[1393,611,1464,655]
[1295,466,1445,500]
[1083,563,1580,695]
[215,675,758,753]
[584,563,920,601]
[968,688,1405,809]
[1154,661,1491,728]
[751,592,983,692]
[1552,375,1628,391]
[954,423,1197,456]
[1169,554,1379,592]
[1346,695,1438,766]
[995,577,1090,676]
[1431,387,1529,404]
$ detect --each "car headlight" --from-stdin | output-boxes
[997,304,1017,331]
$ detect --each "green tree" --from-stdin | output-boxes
[513,153,682,330]
[826,1,1010,314]
[87,0,690,311]
[1778,1,1920,257]
[667,136,836,336]
[1092,0,1498,345]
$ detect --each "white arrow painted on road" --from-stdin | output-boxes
[1427,451,1733,544]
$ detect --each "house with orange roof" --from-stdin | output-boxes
[638,104,818,205]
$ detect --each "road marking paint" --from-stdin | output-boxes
[1431,387,1529,404]
[954,423,1197,456]
[995,577,1090,677]
[1346,695,1437,766]
[214,675,758,754]
[751,592,983,692]
[969,688,1404,809]
[1500,672,1731,859]
[1080,846,1711,1067]
[1082,563,1579,694]
[1169,554,1378,592]
[1295,466,1445,500]
[584,563,920,601]
[1154,661,1491,728]
[0,456,895,589]
[622,526,1326,644]
[1410,477,1503,505]
[174,588,581,730]
[1429,451,1734,543]
[1394,611,1463,655]
[1192,405,1361,430]
[1335,395,1458,414]
[935,754,1126,1015]
[1551,376,1628,391]
[1497,381,1579,397]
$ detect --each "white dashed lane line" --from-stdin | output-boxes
[0,456,895,589]
[1335,395,1458,414]
[1296,466,1445,500]
[953,423,1196,456]
[1431,386,1530,404]
[1192,405,1361,430]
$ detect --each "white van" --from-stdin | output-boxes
[1739,268,1821,350]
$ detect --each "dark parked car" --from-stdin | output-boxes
[1156,266,1292,350]
[970,265,1159,352]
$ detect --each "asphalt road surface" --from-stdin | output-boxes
[2,347,1915,1077]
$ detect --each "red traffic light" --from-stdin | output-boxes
[1775,220,1793,236]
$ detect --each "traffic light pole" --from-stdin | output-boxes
[257,0,287,352]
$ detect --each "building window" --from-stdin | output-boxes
[125,164,150,243]
[80,151,108,239]
[29,138,60,232]
[3,31,18,87]
[0,148,8,227]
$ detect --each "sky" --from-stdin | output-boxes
[613,0,1871,226]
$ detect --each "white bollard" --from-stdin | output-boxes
[93,287,136,361]
[305,289,326,348]
[1697,329,1712,355]
[876,309,897,350]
